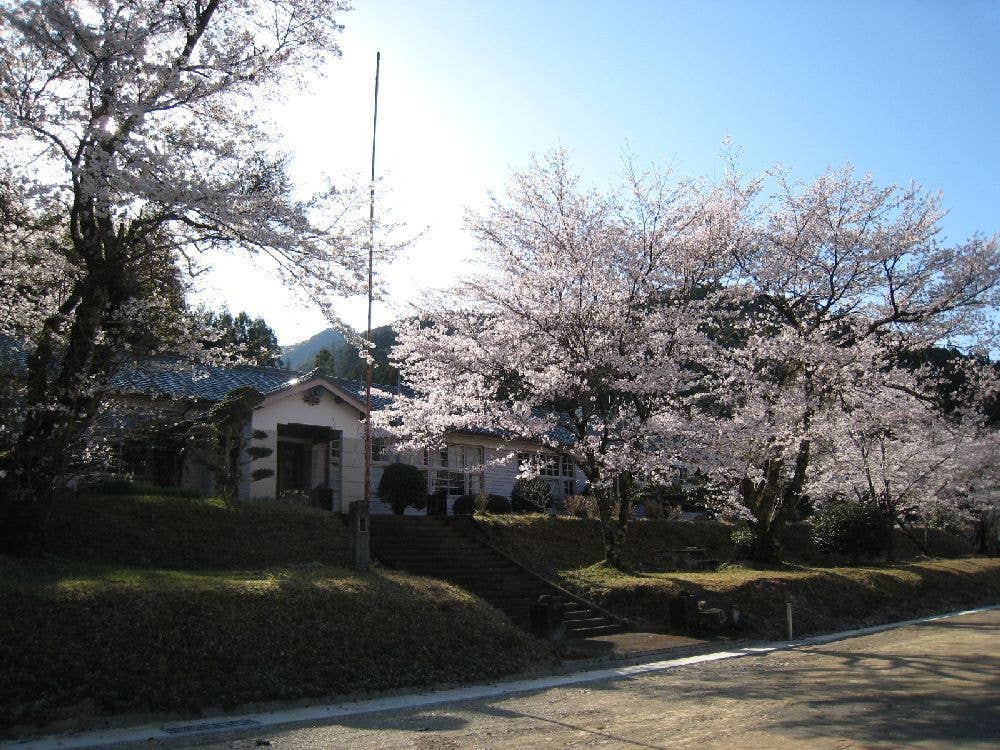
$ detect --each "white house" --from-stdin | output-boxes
[107,360,584,513]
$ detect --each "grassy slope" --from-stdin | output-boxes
[42,492,353,569]
[476,515,998,638]
[568,559,1000,638]
[476,515,972,574]
[0,494,551,733]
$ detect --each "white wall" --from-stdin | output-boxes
[246,381,365,504]
[479,438,585,498]
[241,380,586,512]
[366,434,586,515]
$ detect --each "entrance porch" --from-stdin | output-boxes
[275,423,343,511]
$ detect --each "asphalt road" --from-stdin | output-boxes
[195,610,999,749]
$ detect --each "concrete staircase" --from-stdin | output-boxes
[370,515,625,639]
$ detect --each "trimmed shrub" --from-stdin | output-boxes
[452,494,476,515]
[730,524,780,562]
[0,563,553,731]
[640,497,680,520]
[635,481,683,518]
[565,494,599,519]
[276,490,311,506]
[246,445,273,460]
[641,498,665,519]
[45,492,351,569]
[79,479,204,499]
[511,477,551,513]
[919,527,975,558]
[377,463,427,515]
[475,493,512,514]
[812,500,892,562]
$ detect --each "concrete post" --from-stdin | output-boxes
[349,500,370,572]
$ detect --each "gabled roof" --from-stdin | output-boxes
[108,357,303,403]
[109,359,410,415]
[1,338,574,446]
[254,368,401,410]
[316,374,401,410]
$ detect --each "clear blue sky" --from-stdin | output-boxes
[193,0,1000,344]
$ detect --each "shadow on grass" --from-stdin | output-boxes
[558,558,1000,639]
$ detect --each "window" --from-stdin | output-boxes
[518,452,573,477]
[115,438,183,487]
[371,436,392,463]
[468,472,484,494]
[422,443,485,496]
[432,471,466,497]
[518,450,576,499]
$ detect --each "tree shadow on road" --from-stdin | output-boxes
[624,633,1000,745]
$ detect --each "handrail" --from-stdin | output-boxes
[450,515,630,629]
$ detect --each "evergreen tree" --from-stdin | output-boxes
[312,347,336,377]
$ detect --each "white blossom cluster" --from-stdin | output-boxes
[378,149,1000,551]
[0,1,398,493]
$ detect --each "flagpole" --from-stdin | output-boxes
[364,51,380,508]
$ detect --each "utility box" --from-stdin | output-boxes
[530,594,566,642]
[348,500,370,572]
[426,491,447,516]
[668,591,696,634]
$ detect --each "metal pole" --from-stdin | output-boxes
[786,599,793,641]
[364,51,380,508]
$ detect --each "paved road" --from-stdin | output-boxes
[196,610,999,749]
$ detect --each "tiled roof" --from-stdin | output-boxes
[110,359,408,413]
[2,338,573,444]
[322,375,402,410]
[109,357,304,402]
[244,367,403,410]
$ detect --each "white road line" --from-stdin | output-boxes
[5,604,997,750]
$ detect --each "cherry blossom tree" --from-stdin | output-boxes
[382,151,1000,566]
[378,150,740,567]
[956,436,1000,555]
[0,0,371,551]
[699,165,1000,559]
[809,378,994,559]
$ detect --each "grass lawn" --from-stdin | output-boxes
[4,493,994,735]
[0,492,552,735]
[476,515,999,638]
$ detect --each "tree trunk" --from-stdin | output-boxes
[896,519,930,558]
[595,483,629,569]
[2,276,112,555]
[784,439,811,521]
[742,460,784,563]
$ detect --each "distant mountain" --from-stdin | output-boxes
[281,325,399,386]
[281,328,346,370]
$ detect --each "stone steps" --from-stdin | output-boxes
[371,515,625,640]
